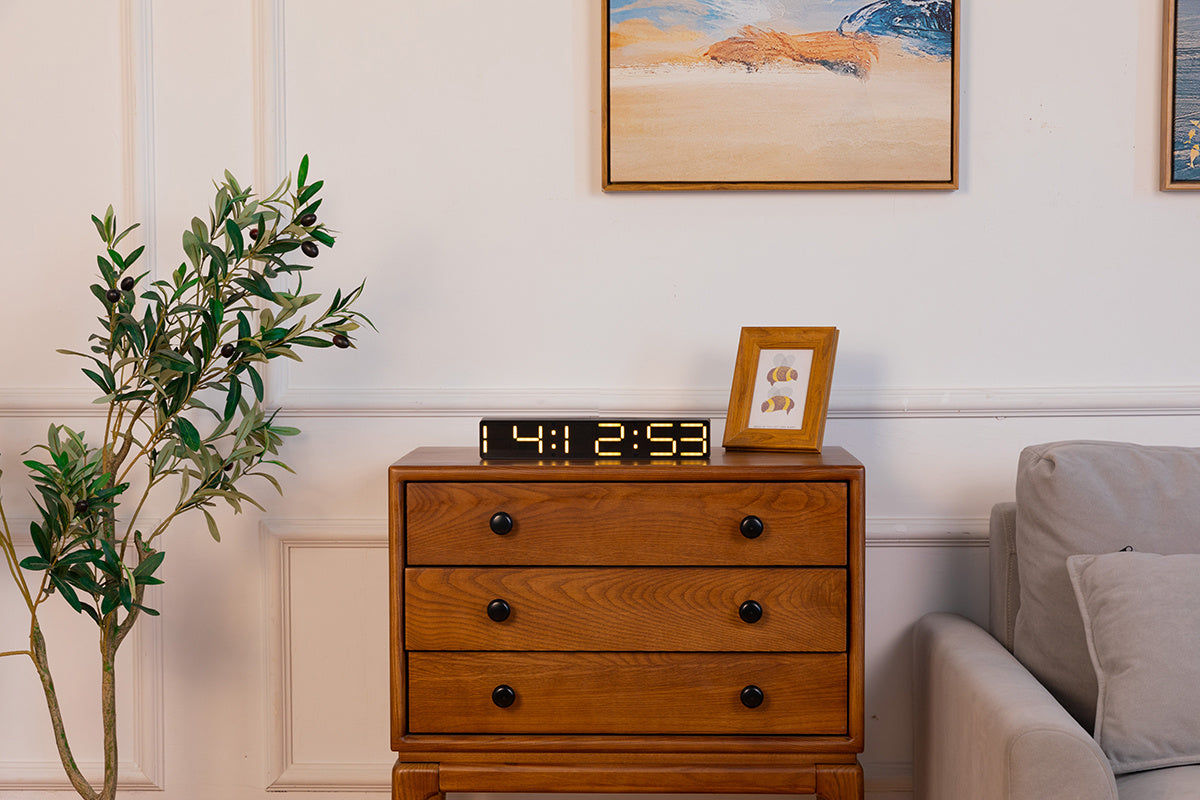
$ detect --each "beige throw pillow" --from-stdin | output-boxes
[1067,551,1200,775]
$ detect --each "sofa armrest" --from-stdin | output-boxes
[913,612,1117,800]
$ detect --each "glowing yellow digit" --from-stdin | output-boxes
[513,424,544,454]
[647,423,677,457]
[563,425,570,455]
[595,423,624,457]
[680,422,708,456]
[481,424,489,455]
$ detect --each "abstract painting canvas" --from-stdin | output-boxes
[1164,0,1200,188]
[603,0,958,190]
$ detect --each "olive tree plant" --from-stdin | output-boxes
[0,157,371,800]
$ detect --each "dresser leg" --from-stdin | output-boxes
[393,762,443,800]
[814,762,863,800]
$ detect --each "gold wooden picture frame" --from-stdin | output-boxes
[603,0,959,191]
[1162,0,1200,188]
[723,327,839,452]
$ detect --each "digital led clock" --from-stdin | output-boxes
[479,418,710,460]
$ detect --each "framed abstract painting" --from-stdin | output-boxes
[1163,0,1200,188]
[603,0,958,191]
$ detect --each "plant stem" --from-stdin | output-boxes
[100,613,120,800]
[30,619,99,800]
[0,505,36,614]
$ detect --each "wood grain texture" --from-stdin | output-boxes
[391,445,864,479]
[392,762,441,800]
[815,762,863,800]
[440,762,821,793]
[404,567,846,651]
[407,652,847,735]
[723,327,839,452]
[406,481,847,566]
[389,447,865,798]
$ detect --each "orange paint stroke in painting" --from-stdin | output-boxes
[609,18,708,67]
[610,18,703,49]
[705,26,879,79]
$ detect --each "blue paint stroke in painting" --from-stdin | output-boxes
[609,0,870,37]
[838,0,953,59]
[1173,0,1200,182]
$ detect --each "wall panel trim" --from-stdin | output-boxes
[253,0,287,199]
[119,0,157,280]
[274,384,1200,419]
[4,385,1198,420]
[261,520,392,791]
[867,517,988,547]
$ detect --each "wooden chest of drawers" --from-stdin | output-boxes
[389,447,865,800]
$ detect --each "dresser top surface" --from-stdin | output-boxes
[390,446,862,482]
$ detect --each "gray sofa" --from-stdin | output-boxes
[914,440,1200,800]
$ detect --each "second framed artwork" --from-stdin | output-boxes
[1163,0,1200,188]
[603,0,958,190]
[723,327,839,452]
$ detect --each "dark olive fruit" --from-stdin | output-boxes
[220,342,236,359]
[333,334,351,349]
[74,500,89,515]
[120,276,135,291]
[105,288,122,303]
[298,212,317,227]
[249,227,259,240]
[301,241,319,258]
[223,462,234,472]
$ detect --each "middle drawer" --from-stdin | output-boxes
[404,567,847,652]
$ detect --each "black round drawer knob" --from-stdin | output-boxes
[492,684,516,708]
[489,511,514,535]
[740,515,764,539]
[487,598,511,622]
[739,600,763,624]
[741,685,765,708]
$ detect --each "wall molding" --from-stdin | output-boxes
[252,0,296,413]
[261,519,392,792]
[119,0,157,279]
[866,517,988,547]
[833,384,1200,418]
[253,0,288,200]
[265,382,1200,419]
[2,384,1197,420]
[863,761,913,796]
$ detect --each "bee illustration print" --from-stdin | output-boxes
[766,353,798,385]
[766,365,798,385]
[761,394,795,414]
[749,350,813,430]
[761,383,795,414]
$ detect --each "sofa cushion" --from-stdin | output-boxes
[1116,764,1200,799]
[1067,552,1200,774]
[1013,441,1200,731]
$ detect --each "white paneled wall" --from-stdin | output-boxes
[1,1,1197,799]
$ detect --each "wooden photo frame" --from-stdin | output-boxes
[1163,0,1200,188]
[723,327,839,452]
[603,0,958,191]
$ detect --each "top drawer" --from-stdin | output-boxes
[405,482,846,566]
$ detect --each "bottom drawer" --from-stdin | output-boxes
[407,652,848,735]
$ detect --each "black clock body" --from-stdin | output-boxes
[479,418,710,460]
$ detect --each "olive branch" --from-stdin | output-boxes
[0,156,372,800]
